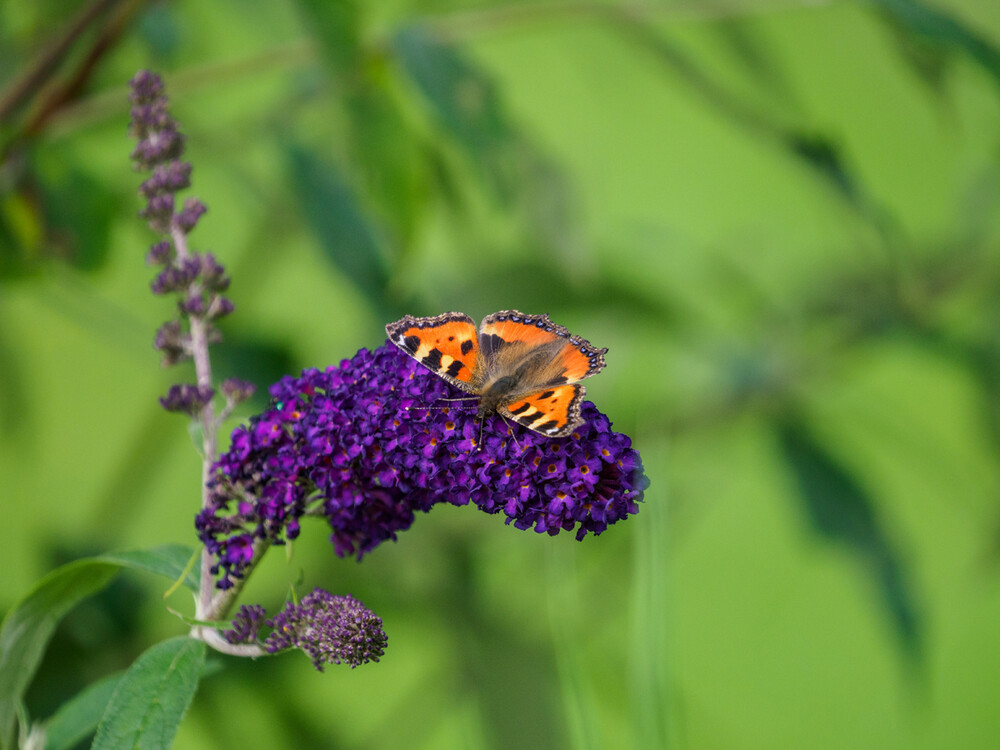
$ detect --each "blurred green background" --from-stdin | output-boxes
[2,0,1000,748]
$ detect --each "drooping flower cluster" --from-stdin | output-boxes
[263,590,387,671]
[128,70,251,414]
[198,343,648,588]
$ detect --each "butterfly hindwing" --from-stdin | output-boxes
[386,312,481,391]
[499,383,586,438]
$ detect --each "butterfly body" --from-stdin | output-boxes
[386,310,607,438]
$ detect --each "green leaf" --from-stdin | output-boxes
[96,545,199,593]
[41,657,222,750]
[136,4,181,60]
[866,0,1000,90]
[392,25,518,203]
[285,144,390,306]
[0,183,45,279]
[0,560,120,750]
[91,637,205,750]
[346,86,431,250]
[777,419,922,658]
[34,146,116,273]
[297,0,431,248]
[293,0,362,74]
[42,672,122,750]
[0,546,198,750]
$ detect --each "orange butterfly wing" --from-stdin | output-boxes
[479,310,606,384]
[386,312,481,392]
[499,383,586,438]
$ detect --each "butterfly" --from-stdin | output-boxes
[386,310,607,438]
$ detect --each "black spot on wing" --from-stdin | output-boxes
[509,403,531,415]
[538,390,555,400]
[461,339,474,355]
[402,335,420,353]
[535,420,560,434]
[422,348,443,370]
[446,360,464,378]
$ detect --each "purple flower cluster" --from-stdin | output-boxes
[263,590,387,671]
[198,343,648,588]
[129,70,251,414]
[223,604,267,645]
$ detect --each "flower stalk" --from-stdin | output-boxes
[128,70,253,636]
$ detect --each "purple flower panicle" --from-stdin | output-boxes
[265,590,387,671]
[198,343,648,588]
[129,70,243,408]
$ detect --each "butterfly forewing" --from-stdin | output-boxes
[480,310,606,385]
[386,312,481,391]
[480,310,562,358]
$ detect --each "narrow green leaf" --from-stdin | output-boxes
[777,419,922,658]
[346,87,432,250]
[91,637,205,750]
[713,20,796,102]
[391,24,585,269]
[42,672,122,750]
[297,0,434,247]
[0,561,120,750]
[34,146,116,272]
[286,144,389,305]
[866,0,1000,90]
[293,0,361,74]
[392,25,518,203]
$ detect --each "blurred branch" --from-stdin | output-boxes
[428,0,837,40]
[0,0,121,122]
[663,241,1000,436]
[420,0,897,242]
[46,41,318,139]
[22,0,143,138]
[0,0,141,161]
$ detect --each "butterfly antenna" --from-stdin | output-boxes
[404,396,478,413]
[404,405,476,412]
